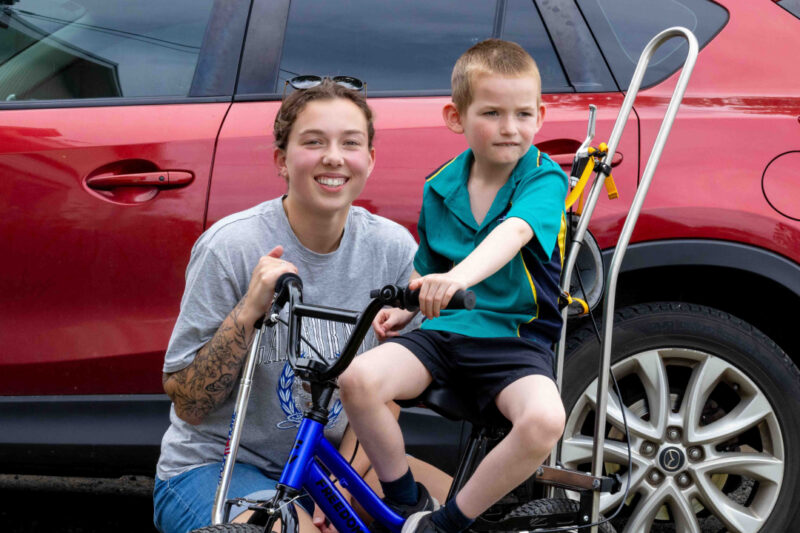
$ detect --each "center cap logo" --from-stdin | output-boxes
[659,446,685,472]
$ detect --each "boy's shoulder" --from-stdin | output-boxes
[512,147,569,190]
[421,149,472,196]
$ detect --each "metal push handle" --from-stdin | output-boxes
[577,27,699,531]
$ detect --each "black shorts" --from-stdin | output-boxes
[386,329,555,413]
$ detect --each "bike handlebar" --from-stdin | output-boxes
[265,279,475,382]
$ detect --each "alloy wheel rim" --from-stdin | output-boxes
[561,348,784,533]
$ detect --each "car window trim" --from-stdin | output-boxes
[234,0,291,96]
[535,0,619,92]
[189,0,253,97]
[0,95,232,110]
[232,87,586,103]
[528,1,574,92]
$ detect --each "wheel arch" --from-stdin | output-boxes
[599,239,800,364]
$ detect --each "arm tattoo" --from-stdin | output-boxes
[165,299,256,423]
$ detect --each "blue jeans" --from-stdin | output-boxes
[153,462,314,533]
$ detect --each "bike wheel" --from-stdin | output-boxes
[191,525,264,533]
[191,499,298,533]
[502,498,616,532]
[561,302,800,532]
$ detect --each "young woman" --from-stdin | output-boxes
[154,79,449,533]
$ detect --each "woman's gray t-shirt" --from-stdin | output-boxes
[156,198,417,480]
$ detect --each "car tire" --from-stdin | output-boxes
[560,302,800,532]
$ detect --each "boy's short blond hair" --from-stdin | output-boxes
[451,39,542,112]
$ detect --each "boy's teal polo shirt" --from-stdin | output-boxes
[414,145,568,346]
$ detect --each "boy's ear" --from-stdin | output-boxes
[442,102,464,134]
[274,148,288,181]
[537,102,547,129]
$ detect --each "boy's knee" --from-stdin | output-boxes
[339,361,379,404]
[516,407,565,451]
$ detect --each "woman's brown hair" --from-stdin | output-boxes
[273,79,375,151]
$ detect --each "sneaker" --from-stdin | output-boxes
[400,511,447,533]
[372,483,440,532]
[388,483,440,517]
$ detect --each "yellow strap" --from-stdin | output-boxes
[565,157,595,209]
[573,297,589,315]
[560,291,590,316]
[604,174,619,199]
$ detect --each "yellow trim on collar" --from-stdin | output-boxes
[426,157,458,182]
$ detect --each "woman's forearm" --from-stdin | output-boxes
[162,298,257,425]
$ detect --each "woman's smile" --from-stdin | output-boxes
[314,173,350,190]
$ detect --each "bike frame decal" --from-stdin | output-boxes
[218,410,237,483]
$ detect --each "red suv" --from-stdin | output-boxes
[2,0,799,531]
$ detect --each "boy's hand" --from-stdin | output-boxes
[373,308,417,341]
[241,246,298,326]
[409,273,468,319]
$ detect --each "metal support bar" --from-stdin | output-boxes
[212,324,266,524]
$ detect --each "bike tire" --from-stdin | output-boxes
[502,498,616,532]
[190,524,264,533]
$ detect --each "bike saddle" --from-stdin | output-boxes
[397,383,511,430]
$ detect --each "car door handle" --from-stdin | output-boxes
[550,152,623,167]
[86,171,194,190]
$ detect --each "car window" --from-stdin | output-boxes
[0,0,217,102]
[777,0,800,19]
[576,0,728,89]
[273,0,572,96]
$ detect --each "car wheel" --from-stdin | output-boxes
[561,302,800,532]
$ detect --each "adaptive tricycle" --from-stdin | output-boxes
[196,27,698,533]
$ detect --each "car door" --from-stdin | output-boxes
[0,0,250,398]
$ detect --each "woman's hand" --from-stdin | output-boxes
[409,273,468,319]
[240,245,298,326]
[312,505,337,533]
[373,308,417,341]
[312,482,352,533]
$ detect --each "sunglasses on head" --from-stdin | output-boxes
[283,75,367,98]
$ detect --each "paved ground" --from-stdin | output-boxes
[0,474,157,532]
[0,474,729,532]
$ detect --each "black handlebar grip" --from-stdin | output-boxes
[448,289,476,310]
[275,272,303,294]
[266,273,304,325]
[405,288,475,310]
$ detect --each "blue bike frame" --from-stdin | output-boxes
[280,417,405,533]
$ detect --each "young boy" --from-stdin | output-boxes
[339,39,568,533]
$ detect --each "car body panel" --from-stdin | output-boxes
[0,103,230,395]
